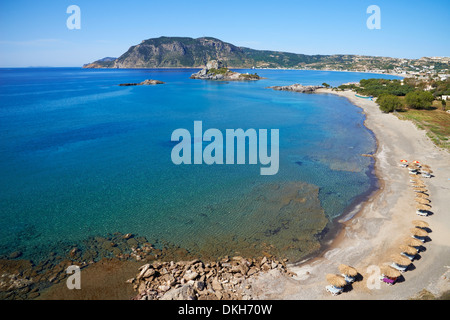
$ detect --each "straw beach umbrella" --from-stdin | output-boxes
[338,264,358,277]
[391,254,411,266]
[399,245,418,256]
[416,204,431,211]
[404,237,423,247]
[412,181,426,187]
[413,187,428,192]
[381,266,401,278]
[415,193,429,199]
[422,164,430,169]
[412,220,429,228]
[415,198,431,205]
[326,274,347,288]
[411,227,428,237]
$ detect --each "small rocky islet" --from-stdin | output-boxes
[267,83,324,93]
[190,60,262,81]
[119,79,165,86]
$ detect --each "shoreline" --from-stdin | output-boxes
[244,88,450,299]
[277,89,385,269]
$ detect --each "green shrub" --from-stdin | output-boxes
[377,94,403,113]
[405,91,435,109]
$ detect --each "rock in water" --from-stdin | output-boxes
[119,80,165,86]
[267,84,323,93]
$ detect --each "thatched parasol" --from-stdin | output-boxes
[422,168,433,173]
[404,237,424,247]
[338,264,358,277]
[415,198,431,204]
[399,245,418,255]
[391,254,411,266]
[326,274,347,287]
[381,266,401,278]
[415,193,429,199]
[412,220,429,228]
[416,204,431,211]
[411,227,428,237]
[412,184,426,188]
[421,164,430,169]
[413,187,428,192]
[413,181,426,187]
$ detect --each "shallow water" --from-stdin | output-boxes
[0,68,400,261]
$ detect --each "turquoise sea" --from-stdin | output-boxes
[0,68,400,262]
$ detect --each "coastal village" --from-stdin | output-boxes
[290,56,450,81]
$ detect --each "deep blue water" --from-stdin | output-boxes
[0,68,400,260]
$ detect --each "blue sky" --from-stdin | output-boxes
[0,0,449,67]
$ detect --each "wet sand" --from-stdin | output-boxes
[244,89,450,299]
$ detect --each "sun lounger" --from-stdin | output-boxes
[390,263,408,273]
[412,235,426,242]
[379,276,396,286]
[416,210,428,216]
[325,285,344,296]
[400,252,415,261]
[342,274,355,283]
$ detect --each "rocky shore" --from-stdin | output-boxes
[190,60,261,81]
[0,232,195,300]
[119,79,165,86]
[130,256,295,300]
[1,229,299,300]
[268,84,323,93]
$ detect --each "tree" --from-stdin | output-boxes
[322,82,330,88]
[377,94,403,113]
[405,91,435,109]
[442,99,447,111]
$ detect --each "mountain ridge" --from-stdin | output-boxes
[83,36,450,74]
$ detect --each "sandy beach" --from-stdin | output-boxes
[244,88,450,300]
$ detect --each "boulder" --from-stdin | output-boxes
[206,60,226,70]
[160,285,196,300]
[183,270,198,281]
